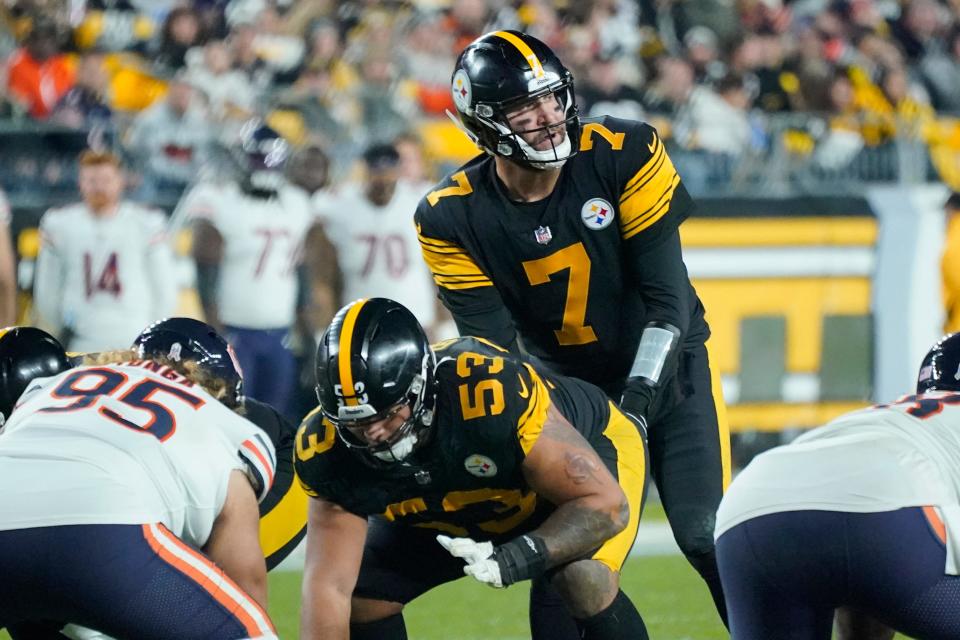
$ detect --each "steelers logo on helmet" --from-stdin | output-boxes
[452,69,473,115]
[581,198,616,230]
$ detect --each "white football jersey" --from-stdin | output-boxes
[0,362,276,548]
[716,392,960,572]
[315,180,437,328]
[176,181,315,328]
[33,202,177,352]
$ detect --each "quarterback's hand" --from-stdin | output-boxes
[436,535,504,588]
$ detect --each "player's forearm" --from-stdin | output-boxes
[532,493,629,568]
[300,583,351,640]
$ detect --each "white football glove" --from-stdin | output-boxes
[436,534,505,588]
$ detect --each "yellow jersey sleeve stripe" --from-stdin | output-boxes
[337,299,367,406]
[622,171,678,233]
[620,144,666,204]
[622,136,663,194]
[621,174,681,239]
[416,232,461,249]
[517,364,551,455]
[492,31,545,78]
[419,244,466,255]
[259,472,309,562]
[619,147,680,230]
[418,234,493,289]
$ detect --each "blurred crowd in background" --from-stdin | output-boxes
[2,0,960,205]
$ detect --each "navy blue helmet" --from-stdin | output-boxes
[451,30,580,170]
[133,318,244,407]
[235,119,290,194]
[917,333,960,394]
[0,327,71,419]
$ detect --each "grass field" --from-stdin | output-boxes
[0,501,914,638]
[269,554,725,639]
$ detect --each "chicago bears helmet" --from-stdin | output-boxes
[0,327,71,419]
[234,119,290,195]
[133,317,244,407]
[450,30,580,170]
[917,333,960,393]
[315,298,437,466]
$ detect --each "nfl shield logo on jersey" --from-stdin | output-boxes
[534,225,552,245]
[581,198,616,230]
[464,454,498,477]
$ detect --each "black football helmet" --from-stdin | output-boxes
[0,327,71,419]
[133,317,244,408]
[315,298,437,466]
[234,119,290,195]
[917,333,960,393]
[450,30,580,170]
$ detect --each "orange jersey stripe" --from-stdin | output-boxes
[242,439,275,487]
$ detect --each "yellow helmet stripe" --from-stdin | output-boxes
[337,299,368,406]
[493,31,545,79]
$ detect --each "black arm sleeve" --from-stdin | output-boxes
[624,230,693,385]
[626,229,692,337]
[438,286,520,355]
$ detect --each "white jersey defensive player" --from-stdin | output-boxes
[317,178,438,331]
[0,360,276,545]
[175,179,315,330]
[716,394,960,571]
[33,201,177,352]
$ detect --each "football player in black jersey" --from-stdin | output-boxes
[415,30,730,626]
[296,298,649,640]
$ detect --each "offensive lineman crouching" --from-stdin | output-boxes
[296,298,650,640]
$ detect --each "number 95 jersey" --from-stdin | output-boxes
[294,336,619,541]
[414,116,709,386]
[0,362,276,548]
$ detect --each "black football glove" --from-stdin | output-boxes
[620,377,655,432]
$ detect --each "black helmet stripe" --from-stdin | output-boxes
[492,30,545,79]
[337,298,369,406]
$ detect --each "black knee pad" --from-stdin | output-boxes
[575,590,649,640]
[350,613,408,640]
[529,577,580,640]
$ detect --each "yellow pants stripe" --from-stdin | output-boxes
[706,335,732,491]
[593,402,647,572]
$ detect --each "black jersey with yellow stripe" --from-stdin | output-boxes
[244,399,308,570]
[293,336,613,541]
[414,116,709,386]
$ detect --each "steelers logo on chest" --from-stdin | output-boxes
[580,198,616,230]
